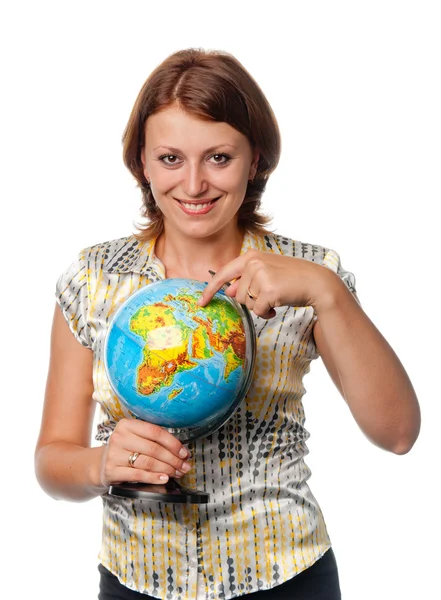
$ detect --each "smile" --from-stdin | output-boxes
[176,197,220,215]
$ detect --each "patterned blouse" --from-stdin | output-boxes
[55,230,356,600]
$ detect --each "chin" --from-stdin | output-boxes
[183,226,221,239]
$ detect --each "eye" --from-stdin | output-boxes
[209,153,231,165]
[158,154,181,166]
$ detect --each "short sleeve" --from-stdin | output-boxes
[322,248,359,302]
[55,252,93,348]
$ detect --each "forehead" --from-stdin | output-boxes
[144,105,248,148]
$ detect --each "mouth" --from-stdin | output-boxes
[175,197,221,215]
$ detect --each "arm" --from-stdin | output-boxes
[312,271,421,454]
[35,304,192,502]
[199,249,421,455]
[34,304,106,502]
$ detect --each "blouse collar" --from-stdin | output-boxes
[102,230,259,276]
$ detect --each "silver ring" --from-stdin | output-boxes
[247,287,258,301]
[128,452,140,468]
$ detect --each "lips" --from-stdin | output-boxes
[175,197,220,215]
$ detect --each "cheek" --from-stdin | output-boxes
[213,166,249,191]
[151,168,180,191]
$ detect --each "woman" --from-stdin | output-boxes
[35,48,420,600]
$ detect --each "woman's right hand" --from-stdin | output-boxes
[100,418,192,487]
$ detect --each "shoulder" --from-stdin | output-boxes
[57,234,144,287]
[260,232,331,264]
[78,234,139,265]
[72,234,157,276]
[260,232,356,293]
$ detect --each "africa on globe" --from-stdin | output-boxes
[104,279,256,441]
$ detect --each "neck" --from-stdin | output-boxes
[155,226,244,281]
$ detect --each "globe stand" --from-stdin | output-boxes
[109,479,209,504]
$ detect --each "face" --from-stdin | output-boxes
[141,103,259,240]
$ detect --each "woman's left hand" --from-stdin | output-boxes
[197,249,338,319]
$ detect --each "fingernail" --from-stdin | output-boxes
[159,475,169,482]
[181,462,191,473]
[179,448,188,458]
[175,470,184,478]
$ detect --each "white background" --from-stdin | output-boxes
[1,1,440,598]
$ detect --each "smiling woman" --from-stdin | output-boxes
[139,106,260,249]
[35,47,420,600]
[122,48,281,242]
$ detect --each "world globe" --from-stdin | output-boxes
[104,278,256,442]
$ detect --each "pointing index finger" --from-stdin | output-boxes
[197,266,240,307]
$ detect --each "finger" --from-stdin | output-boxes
[252,300,277,319]
[198,256,249,306]
[116,419,190,460]
[235,275,259,307]
[102,445,192,487]
[241,287,258,312]
[110,466,172,485]
[120,433,192,473]
[244,282,276,318]
[124,450,190,478]
[235,278,276,319]
[223,279,239,298]
[101,447,173,487]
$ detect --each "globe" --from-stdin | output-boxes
[104,278,256,442]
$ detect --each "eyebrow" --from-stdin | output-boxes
[152,144,238,153]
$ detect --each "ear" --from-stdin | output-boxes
[140,148,149,179]
[250,149,260,180]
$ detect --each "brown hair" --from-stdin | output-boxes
[122,48,281,241]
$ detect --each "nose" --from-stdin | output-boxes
[182,162,209,197]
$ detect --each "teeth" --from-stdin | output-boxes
[181,201,212,211]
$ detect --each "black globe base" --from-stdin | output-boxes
[108,478,210,504]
